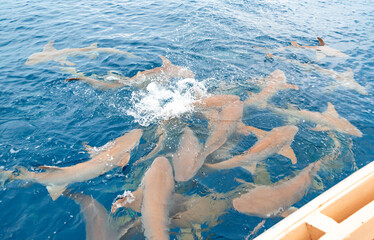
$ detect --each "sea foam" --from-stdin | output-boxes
[127,78,208,126]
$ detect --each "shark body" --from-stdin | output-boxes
[26,41,138,66]
[141,157,174,240]
[266,53,367,95]
[205,125,298,173]
[291,37,349,61]
[66,191,117,240]
[244,69,299,108]
[271,102,363,137]
[66,55,195,90]
[15,129,143,200]
[233,160,322,218]
[172,127,204,182]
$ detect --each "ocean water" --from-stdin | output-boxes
[0,0,373,239]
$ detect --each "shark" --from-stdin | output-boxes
[14,129,143,200]
[266,53,368,95]
[65,191,117,240]
[112,187,233,236]
[66,55,195,90]
[205,125,299,174]
[290,37,349,61]
[270,102,363,137]
[232,134,342,220]
[172,127,204,182]
[232,159,322,218]
[25,41,139,66]
[244,69,299,108]
[197,97,244,158]
[141,156,174,240]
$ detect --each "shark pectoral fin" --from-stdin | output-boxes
[317,37,326,46]
[323,102,339,118]
[310,124,331,132]
[46,184,67,200]
[159,55,172,67]
[54,57,75,66]
[117,153,131,168]
[38,166,63,172]
[247,126,267,139]
[86,52,99,59]
[43,41,56,52]
[290,41,301,47]
[283,83,299,90]
[278,145,297,164]
[241,162,257,175]
[315,51,326,61]
[280,207,298,218]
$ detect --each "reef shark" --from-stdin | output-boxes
[14,129,143,200]
[112,186,233,235]
[141,156,174,240]
[66,55,195,90]
[244,69,299,108]
[205,125,298,173]
[270,102,363,137]
[232,134,342,220]
[25,41,139,66]
[232,159,322,218]
[172,127,204,182]
[195,96,244,158]
[291,37,349,61]
[65,191,117,240]
[266,53,368,95]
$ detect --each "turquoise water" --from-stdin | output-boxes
[0,0,373,239]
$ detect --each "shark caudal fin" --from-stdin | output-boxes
[43,41,57,52]
[317,37,326,46]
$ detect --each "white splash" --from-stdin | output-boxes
[127,78,208,126]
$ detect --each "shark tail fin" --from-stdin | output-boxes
[291,41,301,47]
[159,55,172,67]
[43,41,57,52]
[317,37,326,46]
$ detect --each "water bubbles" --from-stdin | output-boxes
[127,78,208,126]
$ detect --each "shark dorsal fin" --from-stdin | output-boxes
[159,55,172,67]
[278,145,297,164]
[317,37,326,46]
[38,166,63,172]
[46,184,67,200]
[323,102,339,118]
[88,43,98,49]
[43,41,56,52]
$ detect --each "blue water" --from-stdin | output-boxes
[0,0,373,239]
